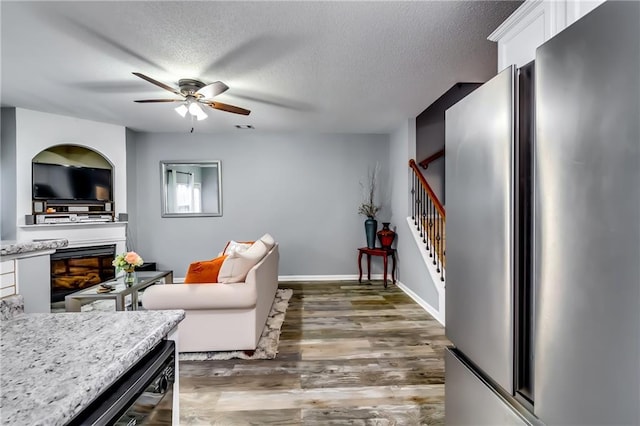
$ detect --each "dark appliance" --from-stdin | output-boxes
[32,162,112,201]
[67,340,175,426]
[444,1,639,424]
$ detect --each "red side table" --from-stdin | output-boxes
[357,247,396,288]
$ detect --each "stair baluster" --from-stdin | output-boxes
[408,159,446,281]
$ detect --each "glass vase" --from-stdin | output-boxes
[124,269,137,286]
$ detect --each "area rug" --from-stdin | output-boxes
[178,288,293,361]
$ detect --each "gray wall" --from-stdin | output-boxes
[390,119,439,310]
[125,128,138,252]
[416,83,481,204]
[127,131,390,277]
[201,166,220,214]
[1,108,17,240]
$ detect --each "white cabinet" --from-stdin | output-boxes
[16,254,52,313]
[489,0,606,71]
[0,259,16,298]
[565,0,607,27]
[1,250,54,312]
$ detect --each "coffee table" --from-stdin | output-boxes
[64,270,173,312]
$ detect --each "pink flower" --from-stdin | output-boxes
[124,251,141,265]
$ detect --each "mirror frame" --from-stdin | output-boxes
[160,160,222,218]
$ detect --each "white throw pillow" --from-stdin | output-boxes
[223,240,253,256]
[218,240,269,283]
[259,233,276,250]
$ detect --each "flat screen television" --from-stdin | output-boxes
[32,162,112,202]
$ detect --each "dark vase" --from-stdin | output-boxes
[377,222,396,249]
[364,217,377,249]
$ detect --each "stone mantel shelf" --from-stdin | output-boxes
[19,221,128,229]
[0,238,68,257]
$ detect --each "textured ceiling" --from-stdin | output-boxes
[1,1,521,133]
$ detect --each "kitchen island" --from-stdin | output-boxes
[0,296,184,425]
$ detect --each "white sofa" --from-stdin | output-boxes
[142,244,279,352]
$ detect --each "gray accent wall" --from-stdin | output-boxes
[127,131,390,277]
[201,166,220,214]
[416,83,481,204]
[125,128,138,252]
[389,119,439,310]
[1,108,17,240]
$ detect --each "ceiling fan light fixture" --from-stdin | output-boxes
[188,101,202,115]
[195,109,208,121]
[174,104,188,117]
[188,102,208,120]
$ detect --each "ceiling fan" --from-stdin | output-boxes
[132,72,250,120]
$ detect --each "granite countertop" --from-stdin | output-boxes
[0,309,185,426]
[0,238,68,256]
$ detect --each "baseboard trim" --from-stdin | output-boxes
[395,279,445,326]
[278,274,384,282]
[170,275,383,284]
[278,274,445,325]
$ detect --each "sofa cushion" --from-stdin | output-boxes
[222,240,254,256]
[218,240,269,283]
[259,233,276,250]
[184,255,227,284]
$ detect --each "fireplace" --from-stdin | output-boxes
[50,245,116,303]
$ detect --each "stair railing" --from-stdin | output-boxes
[409,159,445,281]
[418,148,445,169]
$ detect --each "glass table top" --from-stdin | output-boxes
[70,271,172,296]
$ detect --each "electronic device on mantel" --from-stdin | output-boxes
[31,162,115,224]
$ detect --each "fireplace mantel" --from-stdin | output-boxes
[17,222,127,252]
[19,222,127,230]
[8,222,127,313]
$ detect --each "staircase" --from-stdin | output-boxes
[407,158,446,324]
[409,159,446,281]
[408,83,479,325]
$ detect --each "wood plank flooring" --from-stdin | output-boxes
[179,281,450,425]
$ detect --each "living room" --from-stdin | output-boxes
[5,1,638,425]
[0,2,520,423]
[1,1,518,315]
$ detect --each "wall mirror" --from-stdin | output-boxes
[161,161,222,217]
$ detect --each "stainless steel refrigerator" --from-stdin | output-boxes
[444,1,639,424]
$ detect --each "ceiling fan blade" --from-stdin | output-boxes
[206,101,251,116]
[134,99,183,103]
[196,81,229,99]
[132,72,183,97]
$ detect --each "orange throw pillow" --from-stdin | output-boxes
[184,255,227,284]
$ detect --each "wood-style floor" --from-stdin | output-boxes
[179,281,450,425]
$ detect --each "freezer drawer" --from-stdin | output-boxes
[445,349,533,426]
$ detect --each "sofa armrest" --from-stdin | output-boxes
[142,282,257,310]
[245,244,279,302]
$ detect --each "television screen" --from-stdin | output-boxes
[32,163,112,201]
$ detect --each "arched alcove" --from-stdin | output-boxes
[32,144,112,169]
[30,144,115,219]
